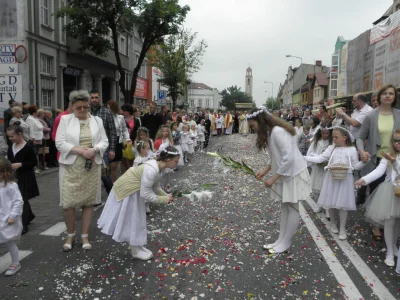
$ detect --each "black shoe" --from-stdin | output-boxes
[356,195,366,205]
[22,226,28,235]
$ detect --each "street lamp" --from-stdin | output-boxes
[264,81,274,100]
[286,55,303,108]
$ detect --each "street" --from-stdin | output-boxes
[0,134,399,300]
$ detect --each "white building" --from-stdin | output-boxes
[151,67,172,109]
[187,82,222,112]
[245,67,253,97]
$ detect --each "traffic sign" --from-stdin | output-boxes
[0,44,16,64]
[0,64,18,75]
[158,90,167,103]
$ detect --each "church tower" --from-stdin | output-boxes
[245,66,253,98]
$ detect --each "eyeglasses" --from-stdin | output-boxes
[74,105,89,110]
[392,139,400,144]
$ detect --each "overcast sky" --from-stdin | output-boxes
[179,0,392,106]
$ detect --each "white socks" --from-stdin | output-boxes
[268,203,289,248]
[6,241,19,265]
[272,203,300,252]
[328,209,348,237]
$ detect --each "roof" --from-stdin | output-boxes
[373,5,393,25]
[188,82,213,90]
[247,67,252,71]
[314,72,328,86]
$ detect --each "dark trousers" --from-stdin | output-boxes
[22,199,35,227]
[204,132,210,148]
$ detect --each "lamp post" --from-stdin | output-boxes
[264,81,274,100]
[265,91,270,110]
[286,55,302,108]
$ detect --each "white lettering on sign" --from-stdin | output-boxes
[137,82,144,90]
[0,75,22,108]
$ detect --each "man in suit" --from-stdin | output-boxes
[3,99,15,146]
[142,102,162,140]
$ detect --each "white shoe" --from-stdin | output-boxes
[131,246,153,260]
[81,234,92,250]
[263,244,275,250]
[5,264,21,276]
[384,254,395,267]
[140,246,153,258]
[338,231,347,240]
[330,224,339,234]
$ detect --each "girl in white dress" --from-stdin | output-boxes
[294,119,303,141]
[133,127,154,157]
[180,124,191,163]
[170,122,184,166]
[0,159,24,276]
[355,129,400,267]
[197,120,206,151]
[248,107,311,254]
[304,127,366,240]
[190,124,198,151]
[98,146,179,260]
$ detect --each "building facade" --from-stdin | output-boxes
[0,0,150,117]
[187,82,221,112]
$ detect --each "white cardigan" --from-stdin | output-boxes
[56,114,109,165]
[362,157,400,185]
[114,114,131,144]
[25,115,43,141]
[269,126,307,182]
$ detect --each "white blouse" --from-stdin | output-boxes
[362,156,400,185]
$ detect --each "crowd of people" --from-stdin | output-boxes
[1,84,400,276]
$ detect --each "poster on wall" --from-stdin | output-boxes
[340,44,348,95]
[370,10,400,44]
[134,77,148,99]
[0,75,22,118]
[363,43,375,92]
[384,28,400,88]
[373,38,388,91]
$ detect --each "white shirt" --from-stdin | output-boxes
[350,104,373,139]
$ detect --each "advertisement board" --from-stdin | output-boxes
[134,77,148,99]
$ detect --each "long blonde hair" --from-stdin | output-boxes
[155,125,173,144]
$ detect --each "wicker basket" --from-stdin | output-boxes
[329,164,349,180]
[394,178,400,197]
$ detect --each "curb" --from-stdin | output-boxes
[35,167,59,178]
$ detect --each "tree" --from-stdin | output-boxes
[265,97,280,111]
[219,86,253,111]
[149,28,207,111]
[56,0,190,103]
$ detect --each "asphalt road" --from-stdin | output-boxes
[0,134,399,299]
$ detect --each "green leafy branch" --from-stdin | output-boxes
[171,183,218,198]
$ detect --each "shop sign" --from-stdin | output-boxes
[134,77,148,99]
[64,66,82,77]
[0,75,22,108]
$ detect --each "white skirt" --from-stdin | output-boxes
[365,181,400,226]
[197,134,205,142]
[188,144,194,154]
[225,126,233,135]
[271,168,311,203]
[181,143,189,153]
[98,189,147,246]
[173,144,184,166]
[311,164,326,193]
[317,171,356,210]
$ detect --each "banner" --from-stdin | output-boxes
[370,10,400,44]
[134,77,148,99]
[372,38,387,91]
[340,44,348,96]
[384,28,400,87]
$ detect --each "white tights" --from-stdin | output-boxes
[4,241,19,265]
[384,218,400,257]
[270,202,300,252]
[329,208,348,234]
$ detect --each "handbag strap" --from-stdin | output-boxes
[327,147,352,169]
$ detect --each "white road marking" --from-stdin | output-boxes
[0,250,33,273]
[39,222,66,236]
[299,202,364,299]
[303,197,396,300]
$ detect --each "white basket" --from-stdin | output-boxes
[329,164,349,180]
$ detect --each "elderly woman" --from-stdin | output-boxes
[357,84,400,243]
[9,106,30,142]
[56,90,108,251]
[107,100,131,182]
[25,105,44,174]
[36,109,51,170]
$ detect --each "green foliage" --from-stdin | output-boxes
[220,86,253,111]
[265,97,280,110]
[56,0,190,103]
[150,28,207,111]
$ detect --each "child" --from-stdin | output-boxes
[355,129,400,267]
[154,125,173,151]
[298,125,313,155]
[0,158,24,276]
[248,106,311,254]
[309,115,320,136]
[304,126,366,240]
[170,122,184,166]
[98,146,179,260]
[294,119,303,141]
[133,127,154,158]
[190,124,198,151]
[180,125,191,163]
[197,120,206,151]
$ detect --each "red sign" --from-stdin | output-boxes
[134,77,148,99]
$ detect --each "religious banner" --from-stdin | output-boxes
[370,9,400,44]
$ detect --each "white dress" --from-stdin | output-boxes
[98,160,166,246]
[362,157,400,226]
[197,124,206,142]
[180,132,190,153]
[187,131,195,154]
[306,139,330,193]
[294,126,303,141]
[305,145,365,211]
[171,130,184,166]
[133,154,153,167]
[267,127,311,203]
[0,182,23,243]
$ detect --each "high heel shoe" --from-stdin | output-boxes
[63,232,76,252]
[81,234,92,250]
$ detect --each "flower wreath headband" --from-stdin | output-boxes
[245,106,269,120]
[315,125,355,142]
[156,144,180,156]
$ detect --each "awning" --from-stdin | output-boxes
[326,102,346,109]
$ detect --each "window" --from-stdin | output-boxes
[206,98,210,107]
[119,36,126,55]
[41,77,55,107]
[198,98,203,107]
[190,99,195,107]
[331,50,339,73]
[61,1,67,42]
[41,0,50,26]
[248,78,250,85]
[330,79,338,97]
[40,54,52,75]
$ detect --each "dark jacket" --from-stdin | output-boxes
[129,117,141,141]
[204,119,211,133]
[3,107,12,132]
[142,113,162,140]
